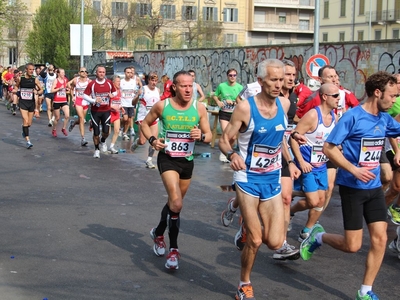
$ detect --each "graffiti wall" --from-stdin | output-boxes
[132,41,399,101]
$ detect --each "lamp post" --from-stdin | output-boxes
[80,0,84,67]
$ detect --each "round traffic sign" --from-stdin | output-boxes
[306,54,330,80]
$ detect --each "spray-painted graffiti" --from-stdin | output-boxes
[134,42,399,101]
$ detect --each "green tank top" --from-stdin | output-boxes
[159,98,200,161]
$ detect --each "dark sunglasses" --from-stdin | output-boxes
[228,74,237,77]
[80,70,88,73]
[325,93,340,98]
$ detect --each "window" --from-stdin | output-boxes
[111,29,126,48]
[322,33,328,42]
[223,8,238,22]
[340,0,346,17]
[112,2,128,16]
[299,20,309,30]
[393,29,399,39]
[323,0,329,18]
[8,27,17,39]
[9,47,16,65]
[224,33,237,46]
[182,6,197,20]
[375,30,382,40]
[278,15,286,24]
[357,30,364,41]
[137,3,151,17]
[359,0,365,15]
[93,1,101,16]
[339,31,345,41]
[160,5,175,19]
[203,7,218,21]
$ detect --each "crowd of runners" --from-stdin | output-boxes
[2,60,400,300]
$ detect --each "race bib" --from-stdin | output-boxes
[358,138,384,168]
[310,145,329,167]
[57,89,66,97]
[165,131,195,157]
[100,96,110,105]
[20,88,34,100]
[122,90,135,98]
[249,144,282,173]
[221,101,235,113]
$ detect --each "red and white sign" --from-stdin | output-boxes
[306,54,330,80]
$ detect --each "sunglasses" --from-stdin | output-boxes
[325,93,340,98]
[80,70,88,73]
[228,74,237,77]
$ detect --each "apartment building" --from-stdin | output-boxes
[319,0,400,42]
[246,0,315,45]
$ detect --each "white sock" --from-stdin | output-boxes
[360,285,372,296]
[229,201,237,212]
[147,157,152,162]
[110,143,114,148]
[315,232,325,245]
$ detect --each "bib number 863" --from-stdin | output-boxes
[171,142,189,152]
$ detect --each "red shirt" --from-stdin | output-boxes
[53,78,68,103]
[160,80,172,101]
[84,79,116,112]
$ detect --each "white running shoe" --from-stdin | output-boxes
[68,119,75,132]
[100,142,108,153]
[146,160,156,169]
[109,146,118,154]
[122,134,130,141]
[130,128,135,136]
[81,138,88,147]
[273,241,300,260]
[150,228,166,256]
[221,197,236,227]
[93,150,100,158]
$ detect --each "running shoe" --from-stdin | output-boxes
[26,141,33,149]
[355,290,379,300]
[118,129,123,137]
[221,197,236,227]
[298,229,310,242]
[48,119,53,127]
[219,152,229,163]
[396,226,400,252]
[68,119,75,132]
[93,150,100,158]
[131,138,139,152]
[12,109,16,115]
[6,102,11,110]
[109,146,118,154]
[130,128,135,136]
[81,138,88,147]
[150,228,166,256]
[273,241,300,260]
[34,110,40,118]
[387,204,400,225]
[100,142,107,153]
[61,128,68,136]
[165,248,180,270]
[388,238,398,253]
[234,218,246,251]
[235,283,255,300]
[122,134,130,141]
[52,129,57,137]
[288,213,294,232]
[146,160,155,169]
[300,223,325,261]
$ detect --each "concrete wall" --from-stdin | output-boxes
[132,41,400,101]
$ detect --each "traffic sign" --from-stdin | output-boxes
[306,54,330,80]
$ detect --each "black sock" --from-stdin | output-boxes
[155,204,169,236]
[167,208,180,249]
[100,137,106,143]
[12,104,16,110]
[23,126,29,137]
[95,144,99,150]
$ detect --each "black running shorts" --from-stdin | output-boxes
[157,151,194,180]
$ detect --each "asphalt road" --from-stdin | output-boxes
[0,103,398,300]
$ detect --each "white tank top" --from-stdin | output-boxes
[120,76,138,107]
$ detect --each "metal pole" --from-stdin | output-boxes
[313,0,320,55]
[369,0,372,40]
[80,0,84,67]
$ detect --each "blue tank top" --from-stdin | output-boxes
[297,106,336,172]
[234,96,288,184]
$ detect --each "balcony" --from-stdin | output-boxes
[254,0,315,9]
[365,9,400,23]
[252,22,313,33]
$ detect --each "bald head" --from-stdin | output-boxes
[320,83,338,97]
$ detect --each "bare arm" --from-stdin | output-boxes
[196,83,205,102]
[194,103,212,143]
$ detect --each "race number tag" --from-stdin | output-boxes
[221,101,235,113]
[20,88,34,100]
[76,88,84,97]
[57,89,66,97]
[310,145,329,167]
[249,144,282,173]
[165,131,195,157]
[122,89,135,98]
[358,138,384,168]
[285,124,296,142]
[100,96,110,105]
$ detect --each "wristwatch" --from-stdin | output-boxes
[227,151,237,161]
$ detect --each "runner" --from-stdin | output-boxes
[300,71,400,300]
[39,65,57,127]
[83,66,116,158]
[50,68,69,137]
[142,70,211,270]
[108,75,124,154]
[188,70,205,102]
[212,68,243,162]
[67,66,91,146]
[12,63,42,149]
[219,59,292,299]
[131,72,161,169]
